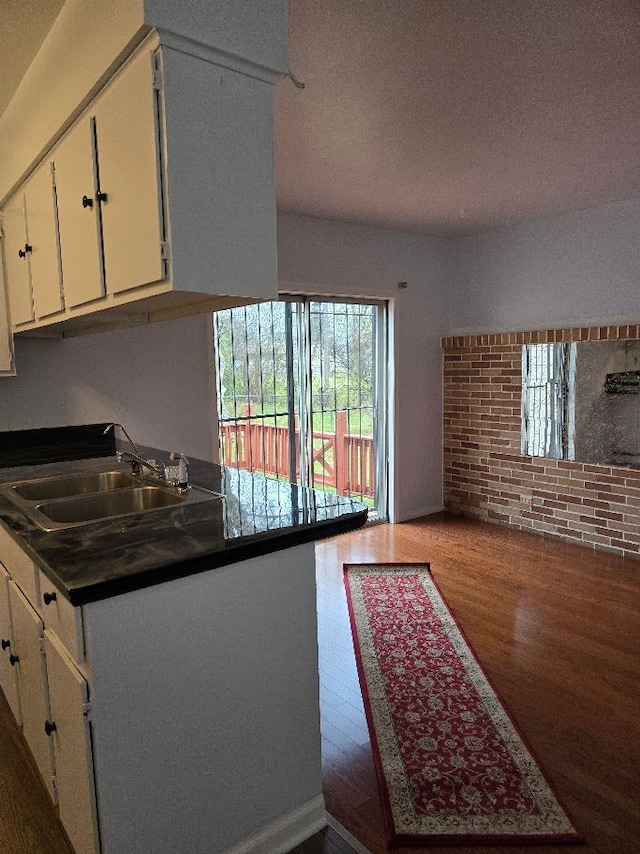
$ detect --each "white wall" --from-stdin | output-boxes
[144,0,288,73]
[277,213,450,521]
[0,314,216,461]
[448,199,640,334]
[4,200,637,523]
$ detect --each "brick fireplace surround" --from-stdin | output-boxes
[442,324,640,559]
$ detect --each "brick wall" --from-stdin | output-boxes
[442,324,640,558]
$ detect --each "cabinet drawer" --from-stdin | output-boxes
[37,570,84,664]
[0,524,39,604]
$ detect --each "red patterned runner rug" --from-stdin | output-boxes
[343,563,583,846]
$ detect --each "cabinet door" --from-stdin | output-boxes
[23,161,64,319]
[2,191,33,325]
[8,581,55,800]
[54,118,104,308]
[44,630,99,854]
[94,48,165,295]
[0,256,14,374]
[0,566,21,723]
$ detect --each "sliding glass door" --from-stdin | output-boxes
[214,297,388,520]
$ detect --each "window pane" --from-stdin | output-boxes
[214,297,388,520]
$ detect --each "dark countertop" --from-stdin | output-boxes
[0,452,368,606]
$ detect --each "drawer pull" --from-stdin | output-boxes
[9,654,19,666]
[1,638,10,650]
[82,194,94,209]
[43,591,57,605]
[44,720,57,737]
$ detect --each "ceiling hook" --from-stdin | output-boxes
[287,70,306,90]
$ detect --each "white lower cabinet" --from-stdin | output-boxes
[0,565,21,723]
[0,525,99,854]
[8,580,56,800]
[44,630,99,854]
[0,525,323,854]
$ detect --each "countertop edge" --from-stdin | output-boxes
[64,511,367,605]
[0,451,368,606]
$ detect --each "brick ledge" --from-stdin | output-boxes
[442,324,640,349]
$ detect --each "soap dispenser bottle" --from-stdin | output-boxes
[177,454,189,490]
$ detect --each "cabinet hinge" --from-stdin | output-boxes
[152,60,162,92]
[160,241,171,261]
[82,701,92,721]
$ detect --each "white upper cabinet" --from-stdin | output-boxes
[0,296,12,374]
[55,47,165,308]
[1,23,283,339]
[2,192,32,325]
[54,118,104,308]
[24,162,64,319]
[94,48,165,296]
[2,159,63,325]
[0,210,15,373]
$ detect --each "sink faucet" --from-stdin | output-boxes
[103,424,166,479]
[103,422,141,456]
[117,450,166,479]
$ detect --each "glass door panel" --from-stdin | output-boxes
[214,297,388,520]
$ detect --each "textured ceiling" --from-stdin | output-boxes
[275,0,640,236]
[2,1,639,238]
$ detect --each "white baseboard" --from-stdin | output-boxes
[223,794,327,854]
[326,814,373,854]
[397,503,445,522]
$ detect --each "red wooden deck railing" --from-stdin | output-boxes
[219,410,375,498]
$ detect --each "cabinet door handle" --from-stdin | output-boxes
[82,195,94,208]
[43,591,57,606]
[9,654,19,666]
[44,720,57,737]
[96,191,108,203]
[24,243,32,253]
[18,248,26,258]
[1,638,10,650]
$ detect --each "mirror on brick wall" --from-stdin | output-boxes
[522,339,640,467]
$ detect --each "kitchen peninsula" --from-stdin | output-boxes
[0,424,368,854]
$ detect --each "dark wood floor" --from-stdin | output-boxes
[0,692,74,853]
[316,513,640,854]
[1,512,639,854]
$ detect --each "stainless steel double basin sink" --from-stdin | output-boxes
[1,470,222,531]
